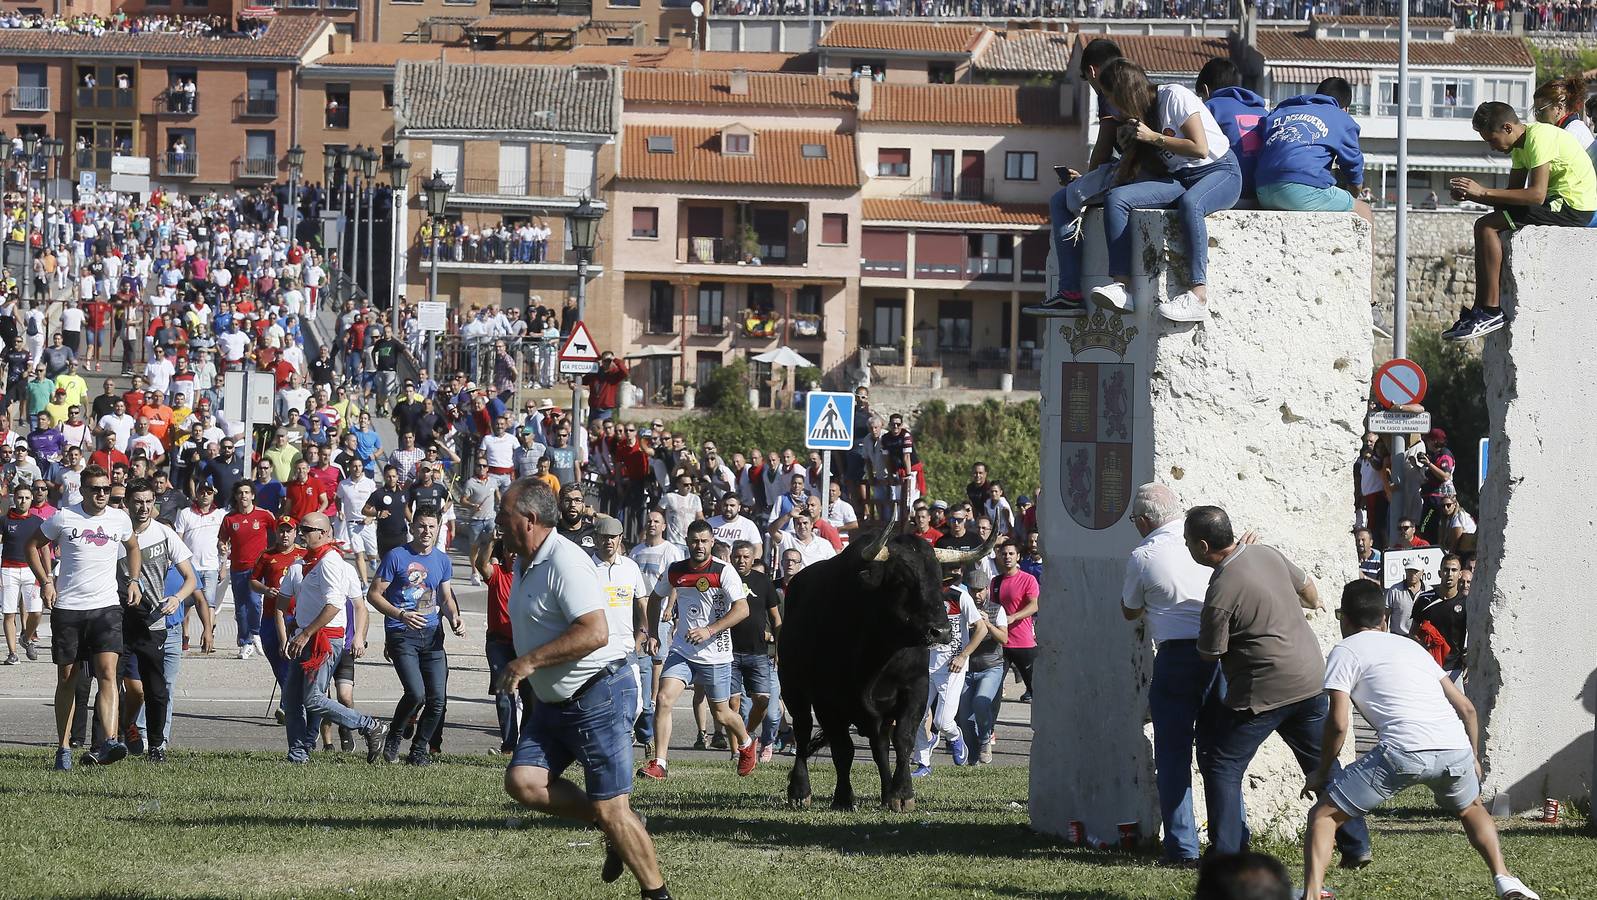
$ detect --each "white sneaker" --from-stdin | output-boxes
[251,635,264,655]
[1089,282,1132,312]
[1495,875,1540,899]
[1159,291,1210,323]
[470,573,482,587]
[239,643,256,661]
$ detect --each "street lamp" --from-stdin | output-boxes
[284,144,304,246]
[16,132,42,303]
[386,153,411,333]
[348,144,368,305]
[42,137,61,256]
[359,147,378,306]
[420,170,452,373]
[564,195,603,422]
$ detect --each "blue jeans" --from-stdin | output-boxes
[230,569,261,647]
[957,662,1006,754]
[283,638,373,758]
[1048,186,1086,297]
[193,569,221,610]
[1104,151,1242,286]
[386,625,448,752]
[1197,692,1371,858]
[1149,640,1222,860]
[486,637,530,752]
[510,666,638,801]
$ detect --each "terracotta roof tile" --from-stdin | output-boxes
[1086,34,1231,76]
[1313,14,1453,27]
[394,61,620,134]
[1255,29,1534,68]
[862,198,1046,226]
[973,30,1074,73]
[619,126,858,188]
[0,16,321,61]
[862,83,1065,126]
[819,20,986,54]
[623,69,855,109]
[311,44,814,73]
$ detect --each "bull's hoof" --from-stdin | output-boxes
[788,794,812,809]
[830,797,857,812]
[884,797,915,813]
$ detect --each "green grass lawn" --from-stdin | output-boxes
[0,750,1589,899]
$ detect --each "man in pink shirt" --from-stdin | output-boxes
[992,538,1039,702]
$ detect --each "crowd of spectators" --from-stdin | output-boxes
[0,12,245,38]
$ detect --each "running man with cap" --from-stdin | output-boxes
[495,477,669,898]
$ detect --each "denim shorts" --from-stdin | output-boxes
[510,667,638,801]
[1328,742,1479,817]
[660,650,732,703]
[730,652,773,698]
[1257,181,1355,213]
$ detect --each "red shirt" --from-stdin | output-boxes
[914,527,943,544]
[611,439,649,480]
[584,361,628,411]
[221,508,276,572]
[286,479,329,521]
[815,518,844,551]
[252,547,304,618]
[122,390,146,418]
[486,562,514,641]
[90,449,129,471]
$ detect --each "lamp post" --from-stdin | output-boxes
[42,137,62,256]
[284,144,304,247]
[420,170,452,374]
[564,195,602,424]
[386,153,411,335]
[349,144,366,305]
[360,147,377,306]
[19,132,39,303]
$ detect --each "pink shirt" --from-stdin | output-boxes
[994,569,1040,649]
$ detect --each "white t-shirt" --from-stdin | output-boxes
[218,331,249,362]
[931,584,982,656]
[1323,630,1470,753]
[1155,83,1230,170]
[337,476,376,526]
[289,550,361,634]
[509,533,623,702]
[594,554,650,653]
[1447,508,1477,536]
[707,514,762,549]
[145,357,175,394]
[776,530,837,570]
[628,540,686,592]
[40,505,134,611]
[173,505,227,571]
[656,558,746,665]
[481,432,518,469]
[60,307,86,333]
[1121,519,1209,643]
[657,492,703,546]
[824,499,858,530]
[97,413,135,453]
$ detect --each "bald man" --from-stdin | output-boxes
[281,511,389,764]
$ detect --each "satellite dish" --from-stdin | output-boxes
[690,1,704,16]
[792,218,807,234]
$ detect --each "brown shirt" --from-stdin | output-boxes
[1197,543,1324,715]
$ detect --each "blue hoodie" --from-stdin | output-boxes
[1254,93,1365,191]
[1203,86,1269,196]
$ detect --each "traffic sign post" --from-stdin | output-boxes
[805,392,855,526]
[1373,358,1428,409]
[558,320,601,376]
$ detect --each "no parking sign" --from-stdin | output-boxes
[1374,358,1428,409]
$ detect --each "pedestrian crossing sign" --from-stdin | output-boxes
[805,391,855,450]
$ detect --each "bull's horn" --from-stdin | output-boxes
[862,507,898,562]
[932,529,999,566]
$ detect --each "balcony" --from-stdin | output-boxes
[415,240,606,275]
[242,91,278,117]
[788,312,823,340]
[289,0,318,7]
[159,152,198,178]
[862,256,906,276]
[964,255,1015,282]
[237,156,278,179]
[9,86,48,112]
[414,174,598,208]
[327,0,359,7]
[683,236,807,268]
[158,90,198,116]
[74,86,135,114]
[908,175,992,203]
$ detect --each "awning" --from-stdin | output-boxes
[1363,152,1510,173]
[625,346,681,360]
[240,5,278,16]
[752,347,815,368]
[1268,66,1370,84]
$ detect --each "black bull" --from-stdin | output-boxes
[779,520,998,811]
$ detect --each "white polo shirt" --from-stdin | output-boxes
[1121,518,1210,644]
[509,532,624,702]
[289,549,361,634]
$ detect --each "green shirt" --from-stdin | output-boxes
[25,378,52,416]
[1511,122,1597,212]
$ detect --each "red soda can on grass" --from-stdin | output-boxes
[1066,820,1085,845]
[1117,822,1138,850]
[1543,799,1560,823]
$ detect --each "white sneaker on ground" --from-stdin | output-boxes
[1160,291,1210,323]
[240,643,256,661]
[251,635,263,655]
[1495,874,1540,899]
[1089,282,1132,312]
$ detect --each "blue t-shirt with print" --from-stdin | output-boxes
[376,544,453,633]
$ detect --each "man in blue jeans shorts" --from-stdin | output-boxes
[1301,580,1539,900]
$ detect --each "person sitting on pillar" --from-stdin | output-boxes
[1195,58,1268,204]
[1253,77,1372,225]
[1444,101,1597,341]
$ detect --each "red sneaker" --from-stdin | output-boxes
[736,739,758,776]
[637,759,668,780]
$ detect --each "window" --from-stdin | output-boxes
[877,148,910,177]
[851,59,886,79]
[937,299,973,350]
[801,143,827,159]
[647,280,675,334]
[631,206,659,238]
[612,0,641,7]
[796,285,823,317]
[15,64,47,111]
[723,132,751,155]
[966,233,1014,279]
[872,298,904,348]
[501,276,530,310]
[1431,78,1473,119]
[245,69,277,116]
[1376,76,1421,118]
[381,83,394,109]
[324,83,350,129]
[820,213,847,245]
[1004,151,1038,181]
[333,23,355,36]
[696,283,725,335]
[162,128,196,176]
[646,135,674,153]
[1483,77,1528,117]
[928,64,955,84]
[696,352,722,387]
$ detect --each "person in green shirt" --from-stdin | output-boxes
[1444,101,1597,342]
[24,367,53,418]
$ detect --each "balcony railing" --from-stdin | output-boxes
[289,0,318,7]
[75,86,135,113]
[327,0,359,8]
[9,86,48,112]
[238,156,278,179]
[862,257,906,276]
[159,90,198,115]
[964,256,1014,281]
[414,174,594,201]
[740,310,781,340]
[684,235,805,266]
[788,312,823,340]
[693,314,728,337]
[159,152,198,177]
[243,91,278,117]
[909,175,992,203]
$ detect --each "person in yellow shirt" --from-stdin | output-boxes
[263,429,303,482]
[44,387,70,427]
[52,358,88,409]
[534,455,561,496]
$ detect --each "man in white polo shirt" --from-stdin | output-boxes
[29,464,141,770]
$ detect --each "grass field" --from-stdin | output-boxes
[0,750,1590,899]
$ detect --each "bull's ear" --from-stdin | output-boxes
[857,567,884,589]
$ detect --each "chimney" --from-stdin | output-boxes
[329,32,352,55]
[729,68,749,96]
[854,69,873,113]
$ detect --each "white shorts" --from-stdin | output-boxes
[1,566,41,614]
[342,520,378,557]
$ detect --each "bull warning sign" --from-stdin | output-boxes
[559,321,601,376]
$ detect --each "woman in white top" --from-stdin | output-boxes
[1535,77,1597,182]
[1088,59,1243,323]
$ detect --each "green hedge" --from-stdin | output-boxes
[1405,327,1488,507]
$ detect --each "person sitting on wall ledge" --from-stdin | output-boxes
[1253,77,1372,228]
[1442,101,1597,342]
[1195,58,1268,206]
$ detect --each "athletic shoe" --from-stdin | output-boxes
[602,812,645,883]
[1018,691,1032,703]
[2,653,16,665]
[406,749,433,767]
[1440,305,1475,340]
[1090,282,1133,312]
[104,740,129,764]
[340,728,356,754]
[239,643,256,661]
[1337,852,1372,870]
[381,734,401,765]
[736,739,758,777]
[364,721,391,764]
[911,765,933,778]
[251,635,264,656]
[1452,307,1505,341]
[52,748,72,771]
[978,740,993,765]
[147,746,168,763]
[759,742,773,763]
[274,708,286,725]
[949,736,969,767]
[693,731,708,751]
[1159,291,1210,323]
[1494,874,1540,899]
[1023,292,1089,318]
[22,639,37,661]
[286,751,310,765]
[710,732,729,751]
[80,741,124,767]
[470,573,482,587]
[637,759,668,780]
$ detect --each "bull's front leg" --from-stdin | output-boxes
[786,692,814,808]
[868,718,895,809]
[818,709,857,811]
[885,696,920,813]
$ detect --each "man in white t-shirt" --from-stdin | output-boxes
[591,517,650,724]
[706,494,761,549]
[773,510,835,578]
[59,300,87,355]
[823,480,858,535]
[656,474,702,548]
[97,399,136,454]
[336,467,379,588]
[480,414,519,497]
[29,465,140,770]
[911,564,988,774]
[1301,579,1540,900]
[640,520,757,780]
[173,484,227,650]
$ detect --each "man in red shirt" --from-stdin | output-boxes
[286,459,331,522]
[582,352,629,422]
[249,516,304,712]
[122,376,149,420]
[90,432,129,472]
[221,482,277,659]
[474,540,527,754]
[911,503,943,544]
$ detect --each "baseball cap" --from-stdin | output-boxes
[931,500,949,511]
[1425,427,1447,442]
[1403,559,1425,571]
[966,570,991,591]
[276,515,297,528]
[593,516,623,537]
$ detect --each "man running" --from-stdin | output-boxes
[118,477,198,763]
[1,484,44,665]
[29,465,141,769]
[336,463,379,589]
[590,516,649,742]
[640,519,758,780]
[221,483,275,660]
[912,564,988,776]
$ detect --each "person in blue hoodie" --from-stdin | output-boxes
[1255,77,1371,221]
[1197,59,1269,202]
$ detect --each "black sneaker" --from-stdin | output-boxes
[1442,306,1482,341]
[147,746,169,763]
[693,731,708,751]
[1452,307,1505,341]
[339,726,355,753]
[1337,852,1373,870]
[1024,292,1089,318]
[710,733,729,751]
[364,721,391,764]
[602,812,645,883]
[382,734,401,765]
[405,749,433,767]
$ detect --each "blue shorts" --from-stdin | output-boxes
[1328,742,1479,818]
[660,651,731,703]
[1257,181,1355,213]
[730,652,773,698]
[509,667,637,801]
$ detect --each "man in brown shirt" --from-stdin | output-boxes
[1186,505,1372,865]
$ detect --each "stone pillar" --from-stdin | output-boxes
[1469,227,1597,814]
[902,287,915,384]
[1031,209,1373,846]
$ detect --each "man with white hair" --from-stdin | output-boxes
[1120,482,1218,866]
